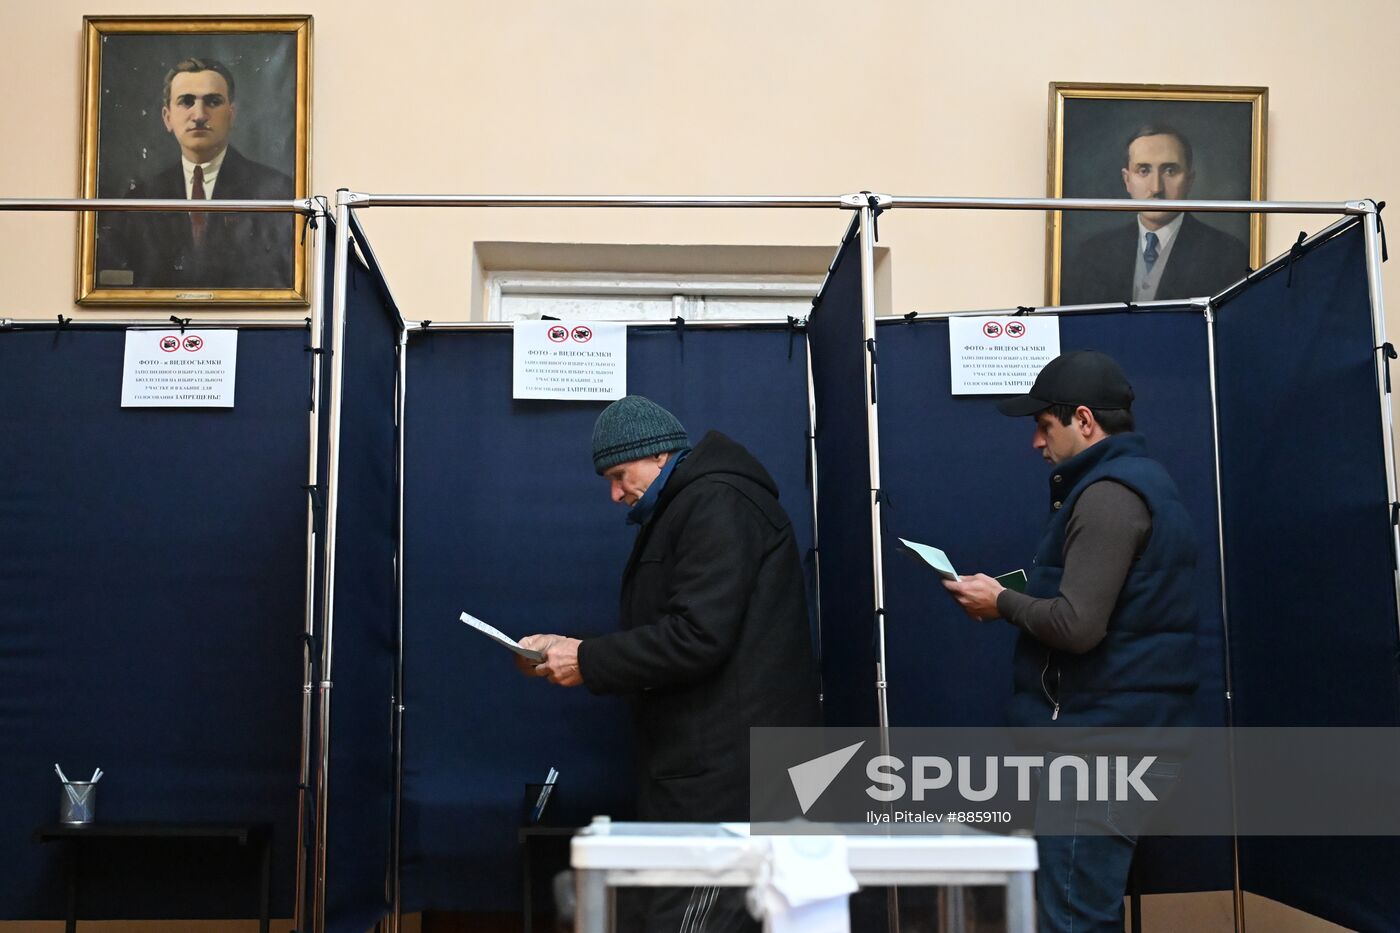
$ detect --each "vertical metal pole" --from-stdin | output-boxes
[857,204,898,933]
[1205,304,1246,933]
[940,886,967,933]
[294,201,328,933]
[575,869,608,933]
[804,336,825,687]
[1005,870,1036,933]
[1361,205,1400,626]
[311,191,353,933]
[857,204,891,740]
[388,328,408,933]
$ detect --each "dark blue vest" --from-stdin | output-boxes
[1007,432,1199,728]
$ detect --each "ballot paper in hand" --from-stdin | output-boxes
[459,611,544,662]
[897,538,960,582]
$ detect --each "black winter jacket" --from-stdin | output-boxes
[578,430,820,821]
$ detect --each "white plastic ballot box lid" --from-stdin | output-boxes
[569,820,1037,874]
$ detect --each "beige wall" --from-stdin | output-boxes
[0,4,1392,931]
[2,0,1397,329]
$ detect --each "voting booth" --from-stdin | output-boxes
[301,194,1400,933]
[804,204,1400,931]
[0,320,315,921]
[3,191,1399,933]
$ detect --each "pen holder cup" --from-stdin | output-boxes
[523,782,560,826]
[59,781,96,825]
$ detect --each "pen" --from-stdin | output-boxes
[532,767,559,824]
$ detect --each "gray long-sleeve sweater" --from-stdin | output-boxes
[995,480,1151,654]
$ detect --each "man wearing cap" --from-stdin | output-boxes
[943,351,1198,933]
[519,396,819,933]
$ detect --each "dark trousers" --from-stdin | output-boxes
[1033,759,1180,933]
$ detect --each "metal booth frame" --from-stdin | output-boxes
[321,190,1395,933]
[0,189,1386,933]
[0,194,326,933]
[2,184,1377,924]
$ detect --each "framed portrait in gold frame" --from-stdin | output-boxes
[1046,82,1267,307]
[77,15,312,306]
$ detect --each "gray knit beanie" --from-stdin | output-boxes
[591,396,689,474]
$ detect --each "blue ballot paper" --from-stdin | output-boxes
[897,537,960,581]
[898,538,1027,593]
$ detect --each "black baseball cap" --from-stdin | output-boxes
[995,350,1135,417]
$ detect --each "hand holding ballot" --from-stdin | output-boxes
[517,634,584,687]
[943,570,1028,621]
[898,537,1027,623]
[942,574,1006,623]
[456,611,583,685]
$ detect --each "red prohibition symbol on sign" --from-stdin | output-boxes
[547,325,569,343]
[982,321,1003,339]
[183,335,204,352]
[160,335,181,352]
[571,325,593,343]
[1005,321,1026,339]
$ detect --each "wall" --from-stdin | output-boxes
[1,2,1395,931]
[1,0,1396,328]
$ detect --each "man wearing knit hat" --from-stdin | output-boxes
[943,350,1198,933]
[520,395,819,933]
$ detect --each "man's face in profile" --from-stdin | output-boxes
[1121,133,1194,230]
[162,70,236,164]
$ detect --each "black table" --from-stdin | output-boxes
[34,822,272,933]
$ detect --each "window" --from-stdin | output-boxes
[488,271,820,322]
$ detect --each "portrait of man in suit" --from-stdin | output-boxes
[1048,84,1266,308]
[80,18,310,304]
[96,57,295,290]
[1059,125,1249,305]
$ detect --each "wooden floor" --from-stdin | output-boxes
[0,892,1359,932]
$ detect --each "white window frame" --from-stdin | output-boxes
[486,270,821,322]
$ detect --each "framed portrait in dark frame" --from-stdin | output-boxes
[77,15,312,306]
[1046,83,1267,307]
